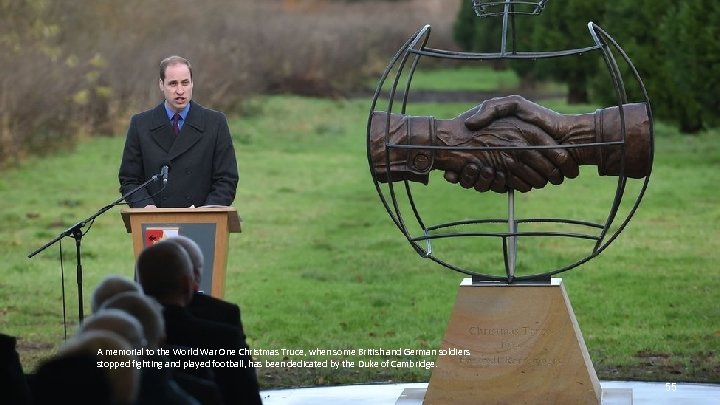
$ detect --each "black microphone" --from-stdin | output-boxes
[160,165,170,186]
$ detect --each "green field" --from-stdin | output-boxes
[1,89,718,387]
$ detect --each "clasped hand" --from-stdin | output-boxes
[440,95,580,193]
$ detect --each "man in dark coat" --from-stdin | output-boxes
[136,240,262,405]
[118,55,238,208]
[167,235,246,331]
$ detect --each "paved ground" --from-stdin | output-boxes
[260,381,720,405]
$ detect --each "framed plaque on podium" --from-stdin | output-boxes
[121,207,241,298]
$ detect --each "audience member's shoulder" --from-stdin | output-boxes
[1,332,17,351]
[189,306,235,330]
[189,292,241,327]
[188,309,242,341]
[33,352,114,405]
[192,292,239,311]
[1,333,32,405]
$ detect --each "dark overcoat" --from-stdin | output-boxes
[162,305,262,405]
[189,292,246,338]
[119,101,238,208]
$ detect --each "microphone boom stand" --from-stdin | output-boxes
[28,172,163,322]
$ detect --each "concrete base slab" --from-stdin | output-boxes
[395,388,426,404]
[602,388,633,405]
[261,381,720,405]
[395,387,633,405]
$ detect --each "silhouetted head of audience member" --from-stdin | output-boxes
[78,308,146,349]
[33,351,113,405]
[37,330,139,405]
[101,291,166,349]
[136,240,194,306]
[91,274,142,313]
[166,235,204,291]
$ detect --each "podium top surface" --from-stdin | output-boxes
[121,207,242,233]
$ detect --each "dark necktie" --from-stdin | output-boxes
[172,113,180,135]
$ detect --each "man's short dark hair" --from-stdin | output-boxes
[159,55,193,82]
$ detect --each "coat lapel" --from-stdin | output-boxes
[167,102,205,161]
[149,104,176,153]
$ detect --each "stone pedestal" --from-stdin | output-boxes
[423,278,601,405]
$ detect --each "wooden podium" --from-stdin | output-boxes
[121,208,241,298]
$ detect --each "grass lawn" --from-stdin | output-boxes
[0,92,718,387]
[392,65,520,92]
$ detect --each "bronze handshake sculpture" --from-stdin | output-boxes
[370,95,651,193]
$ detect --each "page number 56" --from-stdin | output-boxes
[665,383,677,392]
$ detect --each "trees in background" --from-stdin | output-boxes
[530,0,606,104]
[453,0,719,133]
[659,0,720,132]
[0,0,71,163]
[590,0,669,113]
[453,0,502,53]
[0,0,458,167]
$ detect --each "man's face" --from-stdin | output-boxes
[159,63,193,112]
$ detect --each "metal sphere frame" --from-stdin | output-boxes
[366,19,654,283]
[472,0,549,17]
